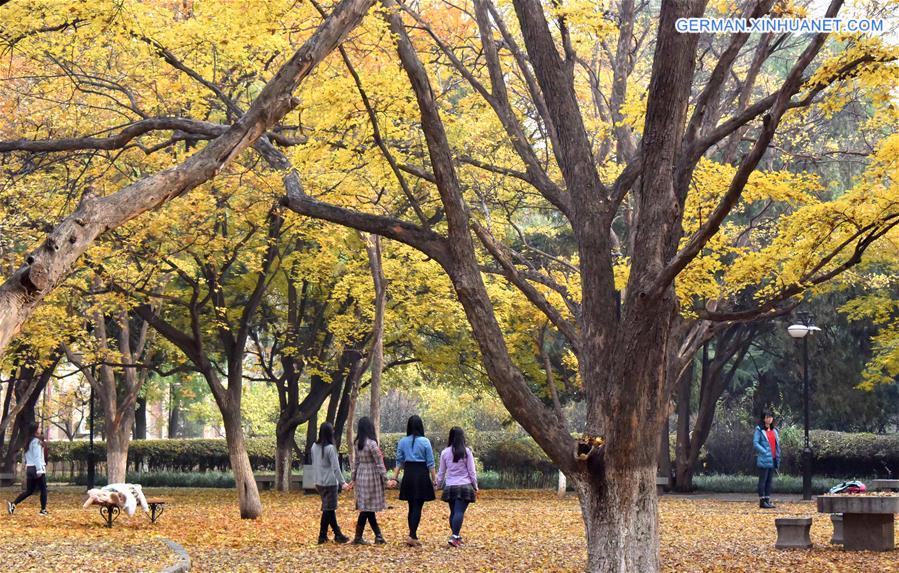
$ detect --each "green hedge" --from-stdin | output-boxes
[49,438,280,472]
[703,429,899,477]
[47,431,550,475]
[49,429,894,479]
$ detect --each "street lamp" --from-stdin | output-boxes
[787,312,820,501]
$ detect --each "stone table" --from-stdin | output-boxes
[817,495,899,551]
[872,479,899,492]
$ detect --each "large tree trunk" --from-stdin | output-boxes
[579,467,659,572]
[105,419,132,484]
[223,410,263,519]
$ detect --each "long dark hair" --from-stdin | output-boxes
[759,411,775,430]
[447,426,467,463]
[355,416,377,451]
[317,422,335,448]
[406,415,425,445]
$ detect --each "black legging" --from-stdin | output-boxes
[357,511,382,537]
[319,510,341,536]
[407,499,426,539]
[13,467,47,510]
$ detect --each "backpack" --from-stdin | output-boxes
[828,480,867,494]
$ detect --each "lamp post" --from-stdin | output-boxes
[787,312,820,501]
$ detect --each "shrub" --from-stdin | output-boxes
[702,428,898,477]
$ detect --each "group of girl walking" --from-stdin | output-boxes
[310,414,478,547]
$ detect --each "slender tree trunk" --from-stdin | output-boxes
[365,235,386,439]
[345,388,358,469]
[0,377,14,451]
[674,360,694,492]
[274,424,296,492]
[134,397,147,440]
[304,410,318,463]
[658,415,671,484]
[168,383,180,438]
[222,410,263,519]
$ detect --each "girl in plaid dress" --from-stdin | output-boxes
[435,427,478,547]
[348,416,387,545]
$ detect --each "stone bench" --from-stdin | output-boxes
[775,517,812,549]
[830,513,843,544]
[872,479,899,492]
[656,475,669,496]
[254,475,303,490]
[817,494,899,551]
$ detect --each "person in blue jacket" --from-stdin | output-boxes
[389,415,436,546]
[753,411,780,509]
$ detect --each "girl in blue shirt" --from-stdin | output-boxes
[390,415,436,546]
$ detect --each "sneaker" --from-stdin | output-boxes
[351,538,371,545]
[405,537,421,547]
[374,536,386,545]
[39,509,49,516]
[448,536,461,548]
[317,536,329,545]
[334,533,350,544]
[6,501,14,515]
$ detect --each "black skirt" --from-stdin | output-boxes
[399,461,436,502]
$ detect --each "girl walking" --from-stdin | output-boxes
[753,411,780,509]
[391,415,436,546]
[436,427,478,547]
[6,425,49,516]
[348,417,387,545]
[310,422,350,544]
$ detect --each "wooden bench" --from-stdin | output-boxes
[145,497,168,524]
[89,500,123,528]
[88,497,169,528]
[775,517,812,549]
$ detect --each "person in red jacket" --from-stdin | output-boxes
[753,411,780,509]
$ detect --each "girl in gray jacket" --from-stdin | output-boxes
[310,422,349,544]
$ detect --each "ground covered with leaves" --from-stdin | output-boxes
[0,487,896,572]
